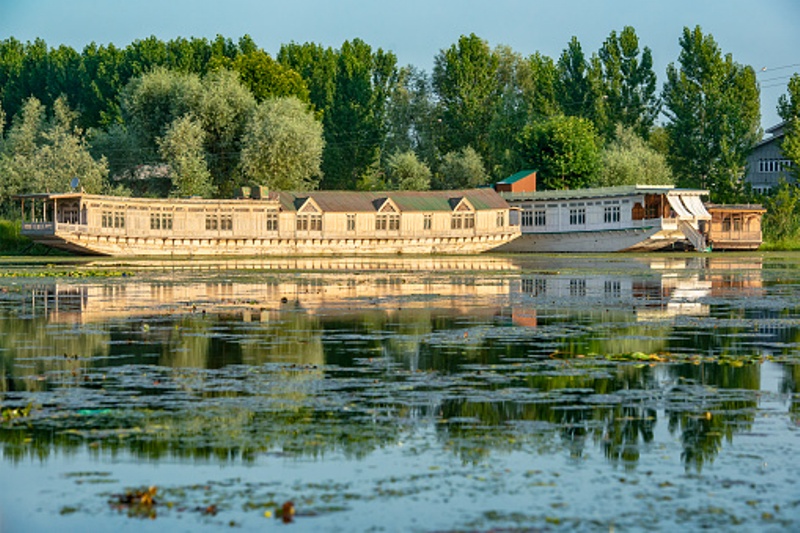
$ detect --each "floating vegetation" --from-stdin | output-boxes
[0,268,134,278]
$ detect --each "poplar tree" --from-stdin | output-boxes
[662,26,760,202]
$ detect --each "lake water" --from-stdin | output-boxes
[0,254,798,532]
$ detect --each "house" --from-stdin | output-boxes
[494,170,537,193]
[745,122,793,193]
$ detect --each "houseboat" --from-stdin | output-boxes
[17,188,520,257]
[494,171,712,252]
[703,204,766,250]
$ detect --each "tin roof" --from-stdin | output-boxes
[275,188,509,213]
[497,170,537,185]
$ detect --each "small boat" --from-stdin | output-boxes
[17,188,520,256]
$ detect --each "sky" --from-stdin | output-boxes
[1,0,798,129]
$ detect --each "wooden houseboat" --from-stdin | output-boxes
[702,204,766,250]
[494,171,712,252]
[17,188,520,256]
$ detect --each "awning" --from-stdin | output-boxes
[667,194,693,218]
[680,195,712,220]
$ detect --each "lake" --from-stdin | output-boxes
[0,254,798,532]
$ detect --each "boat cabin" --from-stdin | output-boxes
[702,204,765,250]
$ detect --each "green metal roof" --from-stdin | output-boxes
[497,170,537,184]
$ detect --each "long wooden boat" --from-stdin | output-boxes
[495,184,713,252]
[17,188,521,256]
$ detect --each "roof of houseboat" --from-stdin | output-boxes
[500,185,708,202]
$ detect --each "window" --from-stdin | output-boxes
[604,205,620,223]
[376,213,400,231]
[150,212,173,230]
[522,210,533,227]
[297,214,322,232]
[265,212,279,232]
[102,210,125,229]
[347,214,356,232]
[534,210,546,227]
[220,214,233,231]
[569,207,586,225]
[522,278,546,296]
[569,278,586,297]
[205,215,218,231]
[423,214,432,231]
[496,212,505,227]
[604,280,621,298]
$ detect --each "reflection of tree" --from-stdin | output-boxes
[780,363,800,424]
[665,363,759,472]
[0,313,110,393]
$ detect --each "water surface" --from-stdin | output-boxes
[1,254,798,531]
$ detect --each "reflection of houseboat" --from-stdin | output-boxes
[703,204,765,250]
[495,171,711,252]
[17,188,520,256]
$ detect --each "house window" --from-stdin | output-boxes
[297,214,322,232]
[604,205,620,223]
[347,214,356,232]
[534,210,546,226]
[265,212,279,232]
[205,215,218,230]
[103,210,125,228]
[569,278,586,297]
[450,213,475,229]
[423,214,432,231]
[496,212,505,227]
[220,214,233,231]
[376,213,400,231]
[569,208,586,225]
[521,210,533,227]
[150,212,173,230]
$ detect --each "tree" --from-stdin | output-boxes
[597,125,673,187]
[383,66,436,164]
[518,115,601,190]
[662,26,761,202]
[158,114,214,198]
[120,67,204,158]
[239,97,324,191]
[232,49,309,102]
[320,39,397,189]
[435,146,488,189]
[196,69,256,194]
[385,150,431,191]
[0,97,108,212]
[596,27,659,139]
[762,179,800,242]
[432,34,499,161]
[778,73,800,183]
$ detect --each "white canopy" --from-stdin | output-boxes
[680,195,712,220]
[667,194,693,218]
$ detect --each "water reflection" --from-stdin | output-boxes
[0,255,796,473]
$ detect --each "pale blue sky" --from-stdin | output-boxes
[1,0,798,128]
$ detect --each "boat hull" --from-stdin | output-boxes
[495,226,685,253]
[32,227,519,256]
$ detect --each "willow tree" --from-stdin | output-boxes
[239,97,324,191]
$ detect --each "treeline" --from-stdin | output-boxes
[0,27,795,215]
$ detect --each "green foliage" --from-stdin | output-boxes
[596,27,659,139]
[239,97,324,191]
[436,146,488,190]
[385,150,431,191]
[519,115,601,190]
[158,115,214,198]
[232,50,309,102]
[662,26,761,202]
[597,125,673,187]
[0,96,108,210]
[433,34,499,162]
[778,74,800,183]
[762,180,800,243]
